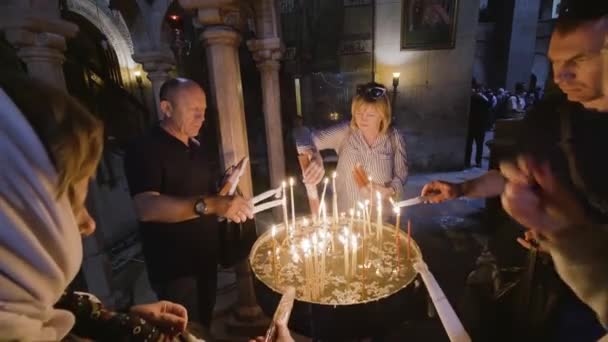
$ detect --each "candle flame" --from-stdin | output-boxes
[282,181,287,188]
[376,191,382,200]
[357,202,365,209]
[393,207,400,215]
[351,236,358,248]
[332,171,337,178]
[349,208,354,215]
[271,225,276,237]
[301,239,311,252]
[289,178,294,186]
[324,177,329,184]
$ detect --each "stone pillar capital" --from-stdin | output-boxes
[200,27,241,48]
[132,51,175,73]
[1,11,78,89]
[247,37,282,71]
[132,51,175,121]
[179,0,241,27]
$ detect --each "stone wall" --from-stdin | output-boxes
[374,0,480,171]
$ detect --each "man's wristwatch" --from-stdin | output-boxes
[194,197,208,216]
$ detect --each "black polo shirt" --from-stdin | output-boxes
[124,125,219,282]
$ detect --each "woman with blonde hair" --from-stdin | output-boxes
[296,82,408,211]
[0,74,191,341]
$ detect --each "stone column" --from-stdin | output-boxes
[247,38,286,189]
[201,27,255,198]
[494,0,542,90]
[132,51,175,121]
[200,28,265,327]
[1,6,78,90]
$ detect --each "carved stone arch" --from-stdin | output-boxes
[65,0,138,88]
[132,0,174,54]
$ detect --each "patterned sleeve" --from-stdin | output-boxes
[55,291,164,341]
[389,129,409,199]
[294,122,351,154]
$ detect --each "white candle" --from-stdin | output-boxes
[321,238,326,289]
[282,181,289,237]
[322,202,328,224]
[349,209,354,231]
[319,177,329,221]
[302,239,313,300]
[332,172,338,225]
[368,177,373,227]
[351,235,357,277]
[301,217,310,227]
[311,233,319,297]
[340,233,349,277]
[289,178,296,234]
[271,225,278,282]
[376,191,382,241]
[356,209,362,235]
[365,200,371,238]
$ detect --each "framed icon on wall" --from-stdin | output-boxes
[401,0,459,50]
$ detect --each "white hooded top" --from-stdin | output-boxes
[0,88,83,340]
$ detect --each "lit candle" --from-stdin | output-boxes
[319,177,329,221]
[302,239,313,300]
[332,172,338,225]
[289,178,296,234]
[365,200,371,238]
[301,217,310,227]
[351,235,357,277]
[320,235,327,289]
[355,209,361,236]
[376,191,382,242]
[349,209,354,231]
[394,207,401,271]
[271,225,278,283]
[368,176,373,230]
[357,201,365,233]
[407,219,412,260]
[311,233,319,297]
[322,202,328,225]
[282,181,289,237]
[340,229,349,277]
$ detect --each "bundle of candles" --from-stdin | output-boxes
[250,173,420,305]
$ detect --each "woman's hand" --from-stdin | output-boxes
[303,153,324,186]
[359,182,394,200]
[130,301,188,336]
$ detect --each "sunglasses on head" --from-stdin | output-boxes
[356,84,387,101]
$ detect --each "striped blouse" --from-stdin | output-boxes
[295,122,409,212]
